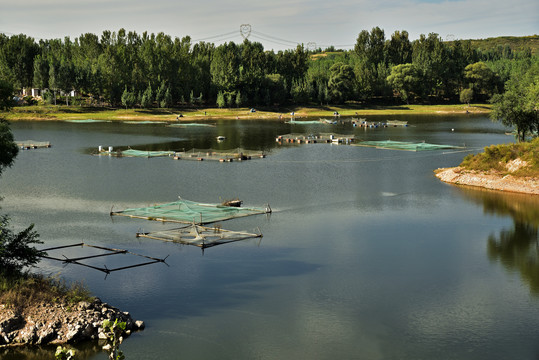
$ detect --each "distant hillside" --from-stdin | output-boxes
[468,35,539,56]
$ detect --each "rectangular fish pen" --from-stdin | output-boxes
[172,149,266,162]
[353,140,465,151]
[276,133,355,144]
[111,198,271,225]
[17,140,51,149]
[136,223,263,249]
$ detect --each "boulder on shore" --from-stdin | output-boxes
[0,298,144,347]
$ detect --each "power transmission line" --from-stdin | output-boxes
[192,30,239,42]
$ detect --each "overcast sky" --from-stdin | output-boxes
[1,0,538,50]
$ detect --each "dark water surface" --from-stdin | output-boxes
[1,115,538,360]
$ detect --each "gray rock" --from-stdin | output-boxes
[135,320,145,330]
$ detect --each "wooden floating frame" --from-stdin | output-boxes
[39,242,168,274]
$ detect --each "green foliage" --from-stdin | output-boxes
[464,62,499,99]
[460,88,474,106]
[0,119,19,174]
[0,30,536,109]
[0,214,43,275]
[140,84,153,108]
[101,319,126,360]
[490,60,539,141]
[162,87,172,108]
[328,63,356,103]
[0,79,14,111]
[121,87,136,109]
[461,137,539,176]
[216,90,225,108]
[55,346,76,360]
[387,63,420,104]
[0,271,93,311]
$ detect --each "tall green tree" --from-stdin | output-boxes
[490,62,539,141]
[211,42,240,94]
[0,79,14,111]
[0,118,18,174]
[355,27,386,66]
[387,63,420,104]
[412,33,451,99]
[386,30,412,65]
[0,34,39,89]
[464,62,499,100]
[141,83,153,108]
[460,88,474,107]
[328,63,356,103]
[121,86,136,109]
[216,90,225,108]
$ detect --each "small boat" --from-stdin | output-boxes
[216,136,226,141]
[222,199,243,207]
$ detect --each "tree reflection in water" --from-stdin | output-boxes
[457,187,539,295]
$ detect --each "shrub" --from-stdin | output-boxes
[0,214,43,275]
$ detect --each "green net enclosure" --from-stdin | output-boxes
[111,198,271,224]
[119,149,175,157]
[354,140,464,151]
[137,224,263,248]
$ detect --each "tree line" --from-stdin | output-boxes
[0,27,537,109]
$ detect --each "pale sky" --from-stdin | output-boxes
[1,0,537,50]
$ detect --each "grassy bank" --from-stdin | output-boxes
[1,104,491,122]
[0,271,93,312]
[460,137,539,177]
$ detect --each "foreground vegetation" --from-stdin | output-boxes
[461,137,539,177]
[0,271,93,312]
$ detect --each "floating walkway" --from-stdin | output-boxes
[17,140,51,149]
[111,198,271,225]
[353,119,408,128]
[173,149,266,162]
[97,147,266,161]
[276,133,355,145]
[137,223,262,249]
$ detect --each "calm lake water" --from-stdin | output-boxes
[1,115,538,360]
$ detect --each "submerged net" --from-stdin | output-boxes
[65,119,109,123]
[137,224,262,248]
[286,119,334,125]
[119,149,175,157]
[354,140,464,151]
[167,123,215,127]
[112,198,270,224]
[123,121,166,124]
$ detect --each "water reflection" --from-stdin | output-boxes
[458,187,539,295]
[0,341,101,360]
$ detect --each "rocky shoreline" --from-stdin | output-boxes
[435,167,539,195]
[0,297,144,347]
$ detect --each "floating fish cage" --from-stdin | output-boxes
[137,223,263,249]
[353,140,464,151]
[97,147,265,161]
[111,198,271,225]
[17,140,51,149]
[276,133,355,145]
